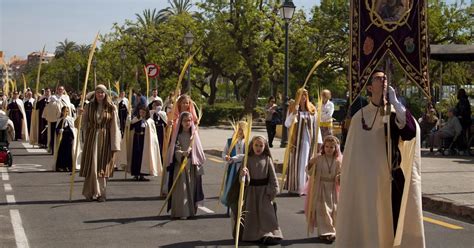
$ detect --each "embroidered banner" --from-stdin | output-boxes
[349,0,431,103]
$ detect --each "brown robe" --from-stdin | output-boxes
[80,102,121,198]
[231,155,283,241]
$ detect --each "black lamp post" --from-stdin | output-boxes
[280,0,295,148]
[183,31,194,94]
[120,47,126,90]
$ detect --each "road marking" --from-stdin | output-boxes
[10,209,30,248]
[2,172,9,181]
[0,167,7,173]
[423,217,464,230]
[207,157,222,163]
[4,183,12,192]
[6,194,16,204]
[9,164,47,172]
[21,142,48,153]
[198,206,215,214]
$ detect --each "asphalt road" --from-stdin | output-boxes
[0,141,473,248]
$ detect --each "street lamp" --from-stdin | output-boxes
[183,31,194,94]
[120,47,126,90]
[280,0,295,148]
[92,57,98,89]
[75,64,81,93]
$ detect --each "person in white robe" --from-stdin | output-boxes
[284,88,322,195]
[336,70,425,248]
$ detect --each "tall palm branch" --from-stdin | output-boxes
[136,8,160,28]
[157,0,194,22]
[55,39,78,58]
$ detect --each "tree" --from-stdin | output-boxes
[136,8,160,28]
[158,0,195,22]
[55,39,78,58]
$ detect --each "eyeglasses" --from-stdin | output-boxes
[373,76,387,81]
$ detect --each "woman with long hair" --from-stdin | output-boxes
[80,84,121,202]
[284,88,323,195]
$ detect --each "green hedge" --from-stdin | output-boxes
[200,102,265,126]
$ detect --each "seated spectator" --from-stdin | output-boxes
[419,108,439,146]
[429,108,462,154]
[455,89,472,150]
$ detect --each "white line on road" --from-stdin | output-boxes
[0,167,7,173]
[198,206,215,214]
[4,183,12,192]
[10,209,30,248]
[6,194,16,204]
[2,172,9,181]
[21,142,48,153]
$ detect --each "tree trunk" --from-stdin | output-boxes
[232,79,240,101]
[208,73,219,105]
[243,73,261,115]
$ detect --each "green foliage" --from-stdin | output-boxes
[404,95,427,119]
[200,102,244,126]
[436,94,458,117]
[17,0,472,111]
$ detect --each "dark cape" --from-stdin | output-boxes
[7,101,23,140]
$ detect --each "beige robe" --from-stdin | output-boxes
[124,117,162,176]
[306,155,341,236]
[336,103,425,248]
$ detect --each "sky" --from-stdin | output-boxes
[0,0,461,60]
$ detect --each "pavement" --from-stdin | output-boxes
[0,132,473,247]
[198,126,474,223]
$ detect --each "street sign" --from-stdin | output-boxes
[145,63,160,78]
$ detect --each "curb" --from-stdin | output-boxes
[204,149,473,223]
[422,195,474,223]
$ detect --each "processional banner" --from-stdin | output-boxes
[349,0,431,103]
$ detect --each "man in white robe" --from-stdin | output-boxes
[336,70,425,248]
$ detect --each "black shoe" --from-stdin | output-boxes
[139,176,150,181]
[269,143,273,148]
[260,237,281,245]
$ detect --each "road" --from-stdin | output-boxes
[0,141,473,247]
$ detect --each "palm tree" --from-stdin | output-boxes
[157,0,194,22]
[77,44,92,56]
[136,8,160,28]
[55,39,78,58]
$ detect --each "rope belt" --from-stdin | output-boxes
[320,176,335,182]
[320,121,333,127]
[249,178,269,186]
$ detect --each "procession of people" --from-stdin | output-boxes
[0,66,436,247]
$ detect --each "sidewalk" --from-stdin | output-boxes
[199,126,474,223]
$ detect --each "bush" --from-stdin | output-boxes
[199,102,266,126]
[200,103,244,126]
